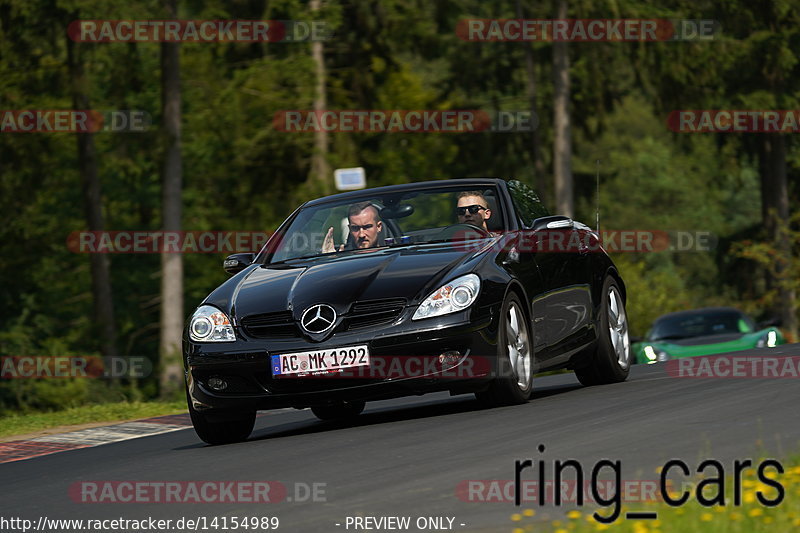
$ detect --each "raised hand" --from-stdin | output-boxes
[322,227,344,253]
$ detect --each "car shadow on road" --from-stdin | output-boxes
[173,376,585,449]
[237,378,584,444]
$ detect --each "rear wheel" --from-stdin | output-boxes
[187,388,256,445]
[476,292,533,406]
[311,400,366,421]
[574,277,630,386]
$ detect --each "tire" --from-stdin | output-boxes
[187,389,256,445]
[311,400,366,421]
[574,277,631,386]
[475,292,534,406]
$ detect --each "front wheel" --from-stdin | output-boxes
[574,277,631,386]
[476,292,534,406]
[187,389,256,445]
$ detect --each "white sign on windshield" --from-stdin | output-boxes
[334,167,366,190]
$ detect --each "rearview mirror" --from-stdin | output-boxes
[380,204,414,219]
[223,253,254,275]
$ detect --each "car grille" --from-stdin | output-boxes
[342,298,407,330]
[240,311,298,338]
[240,298,407,339]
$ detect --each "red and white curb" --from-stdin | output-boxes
[0,411,291,464]
[0,414,192,464]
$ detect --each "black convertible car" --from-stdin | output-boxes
[184,178,630,444]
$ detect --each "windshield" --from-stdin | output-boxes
[264,185,504,263]
[649,310,754,340]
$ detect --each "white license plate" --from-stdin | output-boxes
[271,345,370,377]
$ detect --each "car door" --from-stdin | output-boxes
[507,180,594,364]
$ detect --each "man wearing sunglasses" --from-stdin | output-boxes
[322,201,383,253]
[456,191,492,232]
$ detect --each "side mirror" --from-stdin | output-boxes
[531,215,573,231]
[223,253,254,275]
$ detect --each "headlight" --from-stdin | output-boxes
[412,274,480,320]
[643,345,669,363]
[189,305,236,342]
[756,330,778,348]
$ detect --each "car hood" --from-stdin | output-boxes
[217,243,486,320]
[662,333,747,346]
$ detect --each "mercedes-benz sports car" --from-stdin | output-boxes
[184,178,631,444]
[632,307,785,364]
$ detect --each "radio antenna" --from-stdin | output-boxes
[595,159,600,234]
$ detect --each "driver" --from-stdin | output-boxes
[455,191,492,232]
[322,201,383,253]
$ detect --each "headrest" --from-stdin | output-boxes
[483,192,503,232]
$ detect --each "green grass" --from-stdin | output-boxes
[508,455,800,533]
[0,400,187,439]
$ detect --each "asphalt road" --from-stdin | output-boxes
[3,345,800,532]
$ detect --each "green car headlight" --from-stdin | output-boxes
[756,330,778,348]
[643,345,669,363]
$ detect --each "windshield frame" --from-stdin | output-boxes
[254,182,511,266]
[648,309,755,341]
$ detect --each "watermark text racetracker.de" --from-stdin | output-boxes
[667,355,800,379]
[459,229,716,253]
[1,110,150,133]
[70,481,298,503]
[68,19,329,42]
[668,110,800,133]
[1,356,150,379]
[67,480,326,506]
[273,110,537,133]
[67,231,270,254]
[457,479,668,504]
[457,18,719,41]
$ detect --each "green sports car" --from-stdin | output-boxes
[633,307,785,364]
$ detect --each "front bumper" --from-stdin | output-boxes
[185,307,500,412]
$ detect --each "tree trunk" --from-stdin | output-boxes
[516,0,547,201]
[310,0,331,194]
[67,36,118,362]
[762,134,797,340]
[552,0,573,217]
[159,0,184,398]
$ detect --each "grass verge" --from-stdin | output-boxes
[0,400,186,440]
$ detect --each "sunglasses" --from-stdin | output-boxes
[348,223,375,233]
[456,205,487,216]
